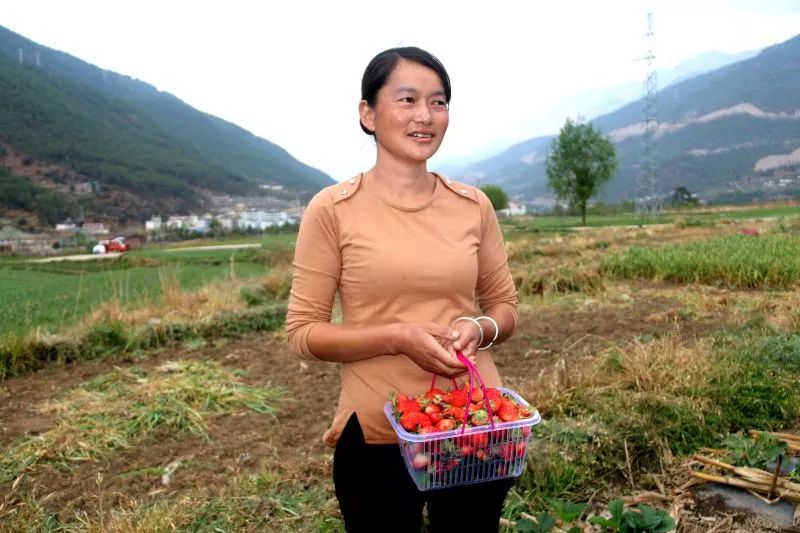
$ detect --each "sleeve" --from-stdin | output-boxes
[475,190,519,335]
[285,188,341,360]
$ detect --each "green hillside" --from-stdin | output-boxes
[0,25,332,222]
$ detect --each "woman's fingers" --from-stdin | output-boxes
[426,322,460,342]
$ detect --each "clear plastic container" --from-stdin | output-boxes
[384,388,542,491]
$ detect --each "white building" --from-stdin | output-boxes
[145,216,163,232]
[238,211,295,230]
[498,201,526,218]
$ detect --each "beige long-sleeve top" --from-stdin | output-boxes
[285,172,518,446]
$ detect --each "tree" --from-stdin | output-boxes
[545,118,617,225]
[480,185,509,210]
[671,186,699,208]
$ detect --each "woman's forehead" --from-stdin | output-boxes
[383,60,445,94]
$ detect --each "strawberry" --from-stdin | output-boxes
[475,448,488,461]
[468,402,482,414]
[424,403,441,415]
[470,432,489,447]
[470,388,484,403]
[397,398,422,414]
[427,411,442,425]
[497,399,519,422]
[485,388,502,402]
[516,442,527,458]
[412,452,429,470]
[400,411,432,432]
[435,418,457,432]
[426,388,445,400]
[470,409,490,426]
[448,389,468,407]
[444,406,466,422]
[499,443,516,462]
[460,444,474,457]
[496,464,507,476]
[485,396,502,412]
[418,425,436,435]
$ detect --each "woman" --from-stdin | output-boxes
[286,46,519,532]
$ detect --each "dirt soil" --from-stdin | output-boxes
[0,281,742,522]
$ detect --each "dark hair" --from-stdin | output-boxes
[360,46,451,136]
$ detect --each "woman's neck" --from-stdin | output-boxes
[369,151,434,201]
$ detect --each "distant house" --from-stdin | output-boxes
[498,201,526,218]
[238,210,294,230]
[124,234,146,249]
[56,220,77,231]
[81,222,109,235]
[145,216,163,232]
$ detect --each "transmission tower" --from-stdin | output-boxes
[635,12,660,216]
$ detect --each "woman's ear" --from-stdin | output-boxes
[359,100,375,134]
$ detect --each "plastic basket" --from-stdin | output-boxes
[384,387,541,491]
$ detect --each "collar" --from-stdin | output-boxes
[329,172,479,204]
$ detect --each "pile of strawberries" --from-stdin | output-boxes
[391,383,533,434]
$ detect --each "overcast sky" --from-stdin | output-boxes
[3,0,800,179]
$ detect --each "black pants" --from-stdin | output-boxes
[333,415,514,533]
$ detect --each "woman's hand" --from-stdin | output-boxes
[392,322,467,378]
[447,318,482,363]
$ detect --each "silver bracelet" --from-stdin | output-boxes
[476,316,499,350]
[451,316,483,349]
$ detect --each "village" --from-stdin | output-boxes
[0,203,305,256]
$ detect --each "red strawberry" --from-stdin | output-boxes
[418,425,436,435]
[427,411,442,425]
[435,418,457,432]
[516,442,527,458]
[496,464,507,476]
[426,388,445,400]
[397,398,421,414]
[400,411,432,432]
[475,448,488,461]
[460,444,474,457]
[468,402,482,414]
[497,399,519,422]
[485,388,502,402]
[449,390,468,407]
[470,432,489,447]
[499,443,516,462]
[470,388,484,403]
[444,406,466,422]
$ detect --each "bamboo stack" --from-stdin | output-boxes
[749,430,800,454]
[690,454,800,504]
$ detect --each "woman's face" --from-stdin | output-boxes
[361,59,449,164]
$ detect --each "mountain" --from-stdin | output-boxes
[0,26,333,225]
[435,49,757,176]
[457,35,800,205]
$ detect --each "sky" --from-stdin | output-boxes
[3,0,800,180]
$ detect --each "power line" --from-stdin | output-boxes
[635,12,661,216]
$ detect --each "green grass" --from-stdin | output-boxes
[0,253,269,337]
[601,233,800,289]
[504,204,800,233]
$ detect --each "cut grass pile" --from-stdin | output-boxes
[602,233,800,289]
[0,360,281,484]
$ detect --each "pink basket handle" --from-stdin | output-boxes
[455,352,495,433]
[429,373,459,393]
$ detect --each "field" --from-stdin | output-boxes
[2,208,800,531]
[0,235,295,337]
